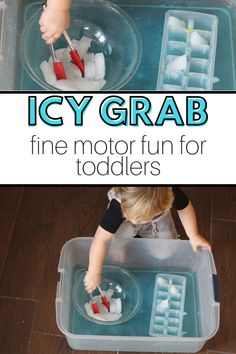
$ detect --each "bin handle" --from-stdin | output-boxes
[56,281,62,302]
[207,251,217,274]
[212,274,220,303]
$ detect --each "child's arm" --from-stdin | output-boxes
[39,0,71,44]
[83,226,112,293]
[177,201,211,252]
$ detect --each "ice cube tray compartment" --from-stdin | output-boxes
[157,10,218,91]
[149,274,187,337]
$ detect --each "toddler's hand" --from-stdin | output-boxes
[39,7,70,44]
[83,271,101,293]
[189,234,211,252]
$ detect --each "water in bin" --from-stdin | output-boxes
[19,0,142,91]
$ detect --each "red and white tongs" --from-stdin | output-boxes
[90,286,110,314]
[90,293,99,314]
[63,30,85,76]
[98,285,110,312]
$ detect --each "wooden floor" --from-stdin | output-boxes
[0,186,235,354]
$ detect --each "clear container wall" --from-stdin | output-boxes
[56,237,219,344]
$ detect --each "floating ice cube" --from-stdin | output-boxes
[105,297,122,313]
[92,295,102,304]
[105,289,114,300]
[76,36,92,59]
[98,303,109,314]
[54,48,68,61]
[84,53,96,79]
[95,53,106,79]
[93,313,122,321]
[109,298,117,313]
[190,31,207,46]
[116,298,122,313]
[53,79,80,91]
[64,62,82,79]
[40,36,107,91]
[63,47,73,62]
[84,302,94,317]
[167,16,186,29]
[40,61,57,85]
[84,288,122,322]
[74,78,106,91]
[213,76,220,84]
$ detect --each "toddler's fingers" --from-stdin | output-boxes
[85,285,95,294]
[191,243,198,252]
[43,35,57,45]
[40,25,47,33]
[203,242,212,251]
[42,30,55,40]
[45,34,61,44]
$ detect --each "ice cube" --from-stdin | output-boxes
[74,78,106,91]
[84,302,94,317]
[64,62,82,79]
[93,295,102,304]
[62,46,74,63]
[93,313,122,321]
[109,298,117,313]
[167,16,186,29]
[98,303,109,314]
[55,48,68,61]
[213,76,220,84]
[116,298,122,313]
[190,31,207,46]
[170,285,180,296]
[76,36,92,59]
[157,277,168,287]
[84,53,96,79]
[40,60,57,85]
[53,79,80,91]
[166,54,187,78]
[105,289,114,300]
[94,53,106,79]
[156,299,169,311]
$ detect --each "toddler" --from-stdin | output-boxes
[39,0,71,44]
[84,187,211,293]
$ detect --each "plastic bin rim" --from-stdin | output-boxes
[58,237,215,272]
[60,236,199,248]
[59,237,186,267]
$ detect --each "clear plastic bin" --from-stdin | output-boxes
[0,1,6,90]
[56,238,220,352]
[157,10,218,91]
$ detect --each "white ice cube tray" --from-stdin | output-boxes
[157,10,218,91]
[149,274,186,336]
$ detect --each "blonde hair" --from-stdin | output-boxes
[114,187,174,222]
